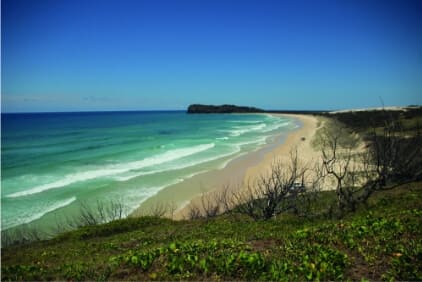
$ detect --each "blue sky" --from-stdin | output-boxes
[2,0,422,112]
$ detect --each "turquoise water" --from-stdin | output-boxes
[1,111,298,230]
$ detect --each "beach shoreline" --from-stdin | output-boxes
[244,114,320,184]
[131,113,320,219]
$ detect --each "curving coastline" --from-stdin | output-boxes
[132,113,320,219]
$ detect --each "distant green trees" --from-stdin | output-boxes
[187,104,264,114]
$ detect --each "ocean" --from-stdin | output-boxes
[1,111,299,231]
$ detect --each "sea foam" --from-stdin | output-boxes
[228,123,266,136]
[7,143,215,198]
[3,197,77,230]
[258,121,290,133]
[113,145,241,182]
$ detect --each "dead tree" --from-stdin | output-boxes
[185,187,234,220]
[293,162,324,217]
[320,125,360,215]
[233,150,308,220]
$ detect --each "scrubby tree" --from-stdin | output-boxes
[318,111,422,217]
[233,150,308,220]
[318,124,363,216]
[357,113,422,201]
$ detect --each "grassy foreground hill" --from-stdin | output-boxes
[1,183,421,281]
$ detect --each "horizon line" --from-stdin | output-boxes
[1,108,334,114]
[2,104,419,114]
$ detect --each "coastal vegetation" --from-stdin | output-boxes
[1,107,421,281]
[2,185,420,281]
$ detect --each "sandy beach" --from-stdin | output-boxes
[244,114,320,184]
[132,114,321,219]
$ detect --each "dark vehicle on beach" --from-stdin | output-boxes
[288,182,306,194]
